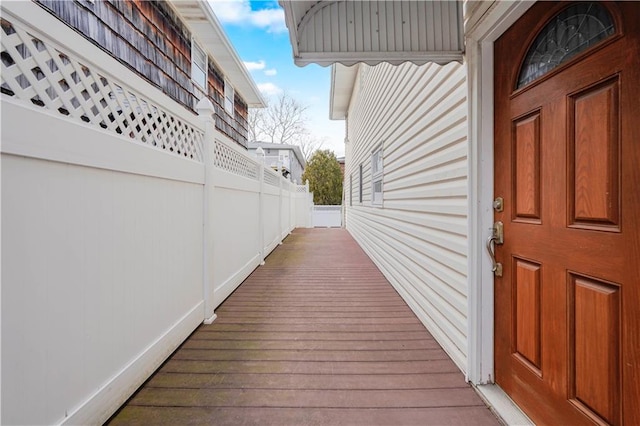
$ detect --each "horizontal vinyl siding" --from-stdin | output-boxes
[344,62,469,372]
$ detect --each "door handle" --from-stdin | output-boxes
[487,221,503,277]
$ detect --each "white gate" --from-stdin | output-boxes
[312,205,343,227]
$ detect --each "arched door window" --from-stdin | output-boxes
[517,2,615,88]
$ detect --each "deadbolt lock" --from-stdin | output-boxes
[493,197,504,212]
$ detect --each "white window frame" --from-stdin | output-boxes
[358,164,363,204]
[371,145,383,206]
[224,79,234,115]
[349,174,353,207]
[191,39,207,90]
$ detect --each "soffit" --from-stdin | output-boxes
[330,64,358,120]
[169,1,265,107]
[279,0,464,67]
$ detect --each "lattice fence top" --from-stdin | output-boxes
[213,140,259,180]
[264,168,281,187]
[296,185,308,193]
[0,17,204,162]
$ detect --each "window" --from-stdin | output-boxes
[349,174,353,207]
[517,3,615,88]
[358,164,363,204]
[224,79,234,115]
[191,39,207,89]
[371,145,383,206]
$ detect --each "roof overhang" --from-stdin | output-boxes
[330,64,359,120]
[169,0,265,107]
[279,0,464,67]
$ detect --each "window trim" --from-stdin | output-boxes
[349,173,353,207]
[358,164,363,204]
[371,144,383,206]
[224,79,234,115]
[191,38,207,90]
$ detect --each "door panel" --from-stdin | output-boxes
[513,113,541,222]
[571,275,620,424]
[513,258,541,372]
[569,79,620,229]
[494,2,639,424]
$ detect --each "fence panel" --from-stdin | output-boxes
[313,205,343,227]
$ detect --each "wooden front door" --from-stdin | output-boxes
[494,2,639,424]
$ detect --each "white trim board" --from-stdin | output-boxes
[465,0,535,385]
[464,2,538,423]
[475,384,534,426]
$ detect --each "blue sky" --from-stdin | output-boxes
[209,0,346,157]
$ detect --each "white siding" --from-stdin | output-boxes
[344,61,469,371]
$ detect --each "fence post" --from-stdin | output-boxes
[289,180,294,234]
[278,171,284,244]
[256,147,266,265]
[306,180,313,228]
[197,98,217,325]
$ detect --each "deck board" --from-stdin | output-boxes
[109,228,498,425]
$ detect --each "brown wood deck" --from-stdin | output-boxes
[109,228,499,425]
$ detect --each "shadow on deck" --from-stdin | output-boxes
[109,228,499,425]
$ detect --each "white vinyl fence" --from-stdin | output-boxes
[0,6,313,425]
[313,205,343,227]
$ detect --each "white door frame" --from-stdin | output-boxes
[466,1,536,385]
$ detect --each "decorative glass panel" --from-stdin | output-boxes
[517,3,615,88]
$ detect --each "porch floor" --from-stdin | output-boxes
[109,228,499,425]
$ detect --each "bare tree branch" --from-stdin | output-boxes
[297,133,325,161]
[248,92,308,144]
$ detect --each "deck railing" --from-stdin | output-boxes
[0,4,313,425]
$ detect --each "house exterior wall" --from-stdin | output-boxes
[344,61,469,371]
[286,149,305,184]
[248,144,306,184]
[33,0,250,147]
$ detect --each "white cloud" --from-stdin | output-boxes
[244,60,266,71]
[208,0,249,22]
[257,82,283,96]
[264,68,277,76]
[250,8,286,32]
[208,0,286,33]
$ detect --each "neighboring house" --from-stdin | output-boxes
[248,141,306,183]
[27,0,263,148]
[281,1,639,424]
[1,1,309,424]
